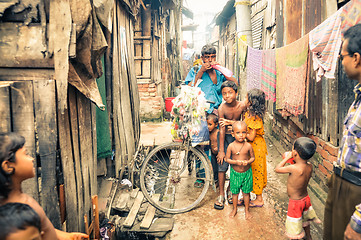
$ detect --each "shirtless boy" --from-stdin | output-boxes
[214,81,247,210]
[225,121,254,218]
[207,113,219,184]
[275,137,321,239]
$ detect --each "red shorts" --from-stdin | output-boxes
[285,195,320,239]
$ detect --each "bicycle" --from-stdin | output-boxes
[139,94,216,214]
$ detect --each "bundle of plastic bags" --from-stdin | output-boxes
[170,85,210,145]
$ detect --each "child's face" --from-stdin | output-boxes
[207,119,218,132]
[201,54,216,64]
[232,124,247,143]
[6,226,42,240]
[14,147,35,180]
[221,87,237,104]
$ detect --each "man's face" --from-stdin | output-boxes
[201,54,216,64]
[341,39,358,80]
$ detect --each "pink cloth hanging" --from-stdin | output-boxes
[276,35,309,117]
[309,8,342,82]
[261,49,277,102]
[246,47,262,91]
[341,0,361,34]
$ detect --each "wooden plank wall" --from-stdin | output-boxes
[0,77,97,232]
[111,1,140,178]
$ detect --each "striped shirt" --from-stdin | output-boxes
[338,83,361,233]
[338,83,361,171]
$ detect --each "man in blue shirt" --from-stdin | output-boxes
[324,24,361,240]
[185,44,238,113]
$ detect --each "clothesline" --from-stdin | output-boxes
[236,0,360,117]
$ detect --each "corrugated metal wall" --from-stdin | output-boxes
[251,16,264,49]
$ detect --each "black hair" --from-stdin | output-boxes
[0,133,26,199]
[247,88,266,119]
[206,113,219,124]
[201,44,216,56]
[293,137,316,160]
[344,24,361,56]
[221,81,238,93]
[0,203,41,240]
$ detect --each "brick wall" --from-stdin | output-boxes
[268,113,338,194]
[138,83,163,121]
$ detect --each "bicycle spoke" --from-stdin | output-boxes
[150,154,171,173]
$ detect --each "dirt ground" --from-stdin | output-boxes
[140,122,323,240]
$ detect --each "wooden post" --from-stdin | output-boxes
[33,80,61,228]
[49,0,71,113]
[92,196,100,239]
[68,86,85,231]
[57,95,79,231]
[77,91,91,220]
[11,81,38,201]
[0,86,11,132]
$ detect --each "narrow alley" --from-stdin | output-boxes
[140,122,323,240]
[1,0,360,239]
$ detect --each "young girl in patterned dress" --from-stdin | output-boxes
[244,89,267,207]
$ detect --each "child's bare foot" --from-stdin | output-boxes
[249,200,264,207]
[245,211,252,220]
[229,209,237,218]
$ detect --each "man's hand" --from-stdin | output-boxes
[217,152,225,165]
[200,62,212,72]
[345,223,361,240]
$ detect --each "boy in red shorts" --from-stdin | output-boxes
[275,137,321,239]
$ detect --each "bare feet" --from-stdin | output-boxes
[245,211,252,220]
[229,209,237,218]
[250,200,264,207]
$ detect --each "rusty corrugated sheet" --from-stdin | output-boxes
[304,0,322,34]
[275,0,284,47]
[285,0,302,44]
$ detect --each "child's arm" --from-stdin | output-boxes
[242,144,255,166]
[275,152,295,174]
[219,118,235,128]
[27,196,89,240]
[217,105,226,164]
[55,229,89,240]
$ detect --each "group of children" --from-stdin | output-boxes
[0,84,320,240]
[205,81,321,239]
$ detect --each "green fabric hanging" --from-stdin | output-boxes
[96,55,112,159]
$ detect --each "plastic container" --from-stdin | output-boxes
[165,97,176,112]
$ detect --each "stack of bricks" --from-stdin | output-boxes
[138,83,157,97]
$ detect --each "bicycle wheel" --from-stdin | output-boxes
[140,142,211,214]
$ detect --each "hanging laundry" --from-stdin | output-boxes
[261,49,277,102]
[276,35,309,117]
[309,8,342,82]
[246,47,262,91]
[340,0,361,34]
[238,35,248,71]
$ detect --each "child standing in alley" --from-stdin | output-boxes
[225,121,254,219]
[215,81,247,210]
[206,113,219,185]
[0,202,43,240]
[243,88,268,208]
[0,133,88,240]
[275,137,321,240]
